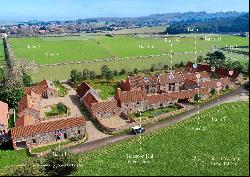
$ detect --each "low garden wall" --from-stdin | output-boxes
[30,133,88,157]
[95,103,187,134]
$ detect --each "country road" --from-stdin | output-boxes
[70,85,249,154]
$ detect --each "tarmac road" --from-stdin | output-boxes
[70,85,249,154]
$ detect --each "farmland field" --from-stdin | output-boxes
[9,35,249,65]
[75,101,249,176]
[31,52,199,82]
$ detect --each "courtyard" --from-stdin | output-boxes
[39,83,82,120]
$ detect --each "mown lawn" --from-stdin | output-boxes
[75,101,249,176]
[131,104,179,119]
[89,80,118,100]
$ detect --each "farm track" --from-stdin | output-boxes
[70,85,248,154]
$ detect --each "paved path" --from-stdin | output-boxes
[70,85,248,154]
[86,121,111,142]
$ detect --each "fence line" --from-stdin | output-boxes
[38,50,211,67]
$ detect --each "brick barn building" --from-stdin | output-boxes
[11,116,86,149]
[24,79,59,99]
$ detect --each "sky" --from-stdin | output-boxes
[0,0,249,21]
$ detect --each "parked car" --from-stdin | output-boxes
[132,126,145,135]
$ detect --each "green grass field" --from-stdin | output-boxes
[0,101,248,175]
[0,40,5,67]
[75,101,249,176]
[31,52,200,82]
[0,149,30,172]
[9,35,249,65]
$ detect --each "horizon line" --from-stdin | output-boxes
[0,10,248,23]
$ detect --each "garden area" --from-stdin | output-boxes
[88,80,118,100]
[45,102,70,118]
[131,104,180,120]
[54,81,68,97]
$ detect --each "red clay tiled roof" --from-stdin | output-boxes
[18,91,41,116]
[185,62,211,72]
[146,93,172,104]
[199,77,231,89]
[82,92,99,108]
[182,71,210,81]
[119,89,145,103]
[159,72,184,84]
[24,79,53,95]
[0,101,8,126]
[76,82,91,98]
[215,68,239,79]
[185,62,240,79]
[15,114,36,127]
[127,75,145,89]
[11,116,85,139]
[91,100,119,114]
[183,79,198,86]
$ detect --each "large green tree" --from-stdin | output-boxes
[22,73,32,87]
[196,56,204,63]
[205,51,226,67]
[101,65,109,78]
[82,69,90,80]
[0,88,24,108]
[70,69,82,84]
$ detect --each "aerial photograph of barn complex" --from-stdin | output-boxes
[0,0,249,176]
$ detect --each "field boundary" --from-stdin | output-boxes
[37,50,212,67]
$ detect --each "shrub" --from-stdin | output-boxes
[7,159,45,176]
[194,93,201,102]
[57,102,67,114]
[113,70,118,76]
[119,68,126,75]
[42,147,79,176]
[210,89,216,95]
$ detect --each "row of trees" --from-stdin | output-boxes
[70,65,127,85]
[70,61,187,85]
